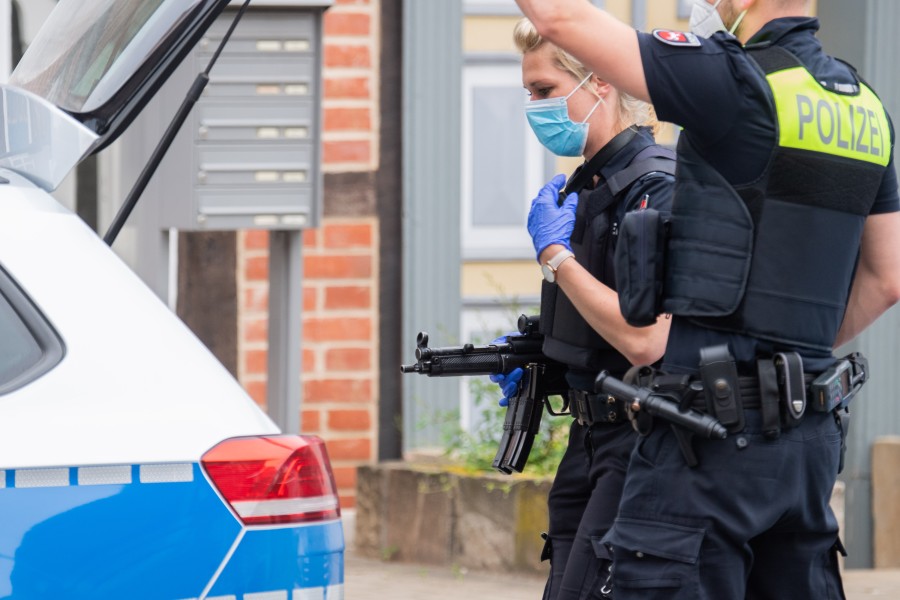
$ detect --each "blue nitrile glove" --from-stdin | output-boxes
[489,332,524,407]
[527,173,579,261]
[490,368,524,408]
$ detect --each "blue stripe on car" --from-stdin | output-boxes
[0,463,344,599]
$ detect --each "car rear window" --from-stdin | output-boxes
[0,267,64,395]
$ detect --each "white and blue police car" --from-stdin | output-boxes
[0,0,344,598]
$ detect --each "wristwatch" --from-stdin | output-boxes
[541,249,575,283]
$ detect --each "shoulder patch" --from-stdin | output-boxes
[652,29,701,47]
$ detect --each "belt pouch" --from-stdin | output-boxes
[699,345,745,433]
[756,359,782,439]
[614,208,668,327]
[775,352,805,428]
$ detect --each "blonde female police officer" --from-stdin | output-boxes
[513,0,900,598]
[495,18,675,599]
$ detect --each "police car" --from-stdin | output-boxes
[0,1,343,598]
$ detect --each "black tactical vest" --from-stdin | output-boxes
[661,46,891,352]
[540,128,676,373]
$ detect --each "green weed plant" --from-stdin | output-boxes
[438,373,570,477]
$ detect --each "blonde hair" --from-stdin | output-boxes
[513,17,660,135]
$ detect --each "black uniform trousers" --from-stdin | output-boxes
[602,408,845,599]
[543,419,636,600]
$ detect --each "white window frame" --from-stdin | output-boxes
[461,57,551,260]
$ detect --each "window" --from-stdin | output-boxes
[10,0,193,113]
[461,58,553,260]
[0,266,64,395]
[463,0,521,15]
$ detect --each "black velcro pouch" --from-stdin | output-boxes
[614,208,668,327]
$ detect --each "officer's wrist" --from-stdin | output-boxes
[539,244,568,265]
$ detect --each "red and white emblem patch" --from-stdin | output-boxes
[652,29,701,47]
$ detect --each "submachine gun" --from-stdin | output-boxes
[401,315,568,474]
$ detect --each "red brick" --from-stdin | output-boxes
[244,286,268,312]
[302,409,320,432]
[328,409,371,431]
[326,438,371,461]
[245,349,267,375]
[303,256,372,279]
[324,140,371,164]
[303,349,316,372]
[331,466,358,490]
[303,286,317,311]
[324,223,372,248]
[324,77,370,99]
[303,229,318,248]
[244,230,269,251]
[304,317,371,342]
[305,378,372,403]
[339,494,356,510]
[244,317,268,342]
[324,12,370,36]
[245,255,268,281]
[304,255,371,279]
[324,107,371,132]
[244,380,267,407]
[326,348,371,371]
[324,286,370,309]
[324,44,370,68]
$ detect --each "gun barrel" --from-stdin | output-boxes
[400,364,418,374]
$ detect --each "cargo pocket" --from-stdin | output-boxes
[602,518,704,597]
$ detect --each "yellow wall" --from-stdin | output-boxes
[462,261,542,298]
[463,16,521,53]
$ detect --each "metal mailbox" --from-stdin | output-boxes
[139,1,331,231]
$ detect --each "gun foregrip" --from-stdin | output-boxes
[427,353,504,376]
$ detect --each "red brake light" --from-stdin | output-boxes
[202,435,341,526]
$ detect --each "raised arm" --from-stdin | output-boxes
[835,211,900,347]
[514,0,650,102]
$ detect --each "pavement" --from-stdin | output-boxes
[342,509,900,598]
[345,543,900,599]
[345,553,900,598]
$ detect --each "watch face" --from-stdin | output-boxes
[541,263,556,283]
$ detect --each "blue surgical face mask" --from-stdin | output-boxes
[525,73,604,157]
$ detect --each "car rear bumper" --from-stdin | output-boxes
[0,462,344,599]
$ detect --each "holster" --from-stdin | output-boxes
[699,345,745,434]
[756,352,806,439]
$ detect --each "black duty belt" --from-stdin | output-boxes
[679,374,816,410]
[568,389,629,426]
[688,375,761,409]
[649,359,819,442]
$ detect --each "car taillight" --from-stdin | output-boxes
[201,435,341,526]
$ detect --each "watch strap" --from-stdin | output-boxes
[547,249,575,271]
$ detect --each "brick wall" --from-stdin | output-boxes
[237,0,380,509]
[322,0,377,173]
